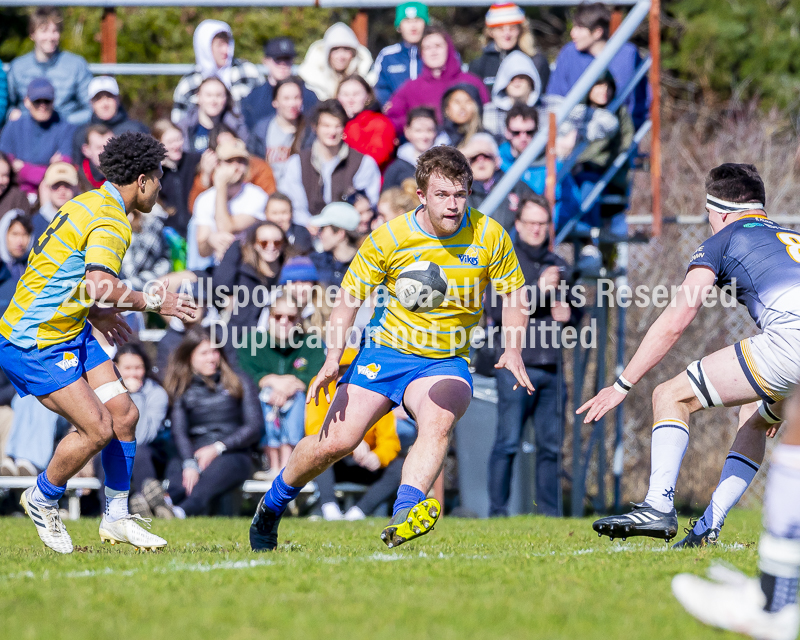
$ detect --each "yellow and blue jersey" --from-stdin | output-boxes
[341,206,524,360]
[0,182,131,349]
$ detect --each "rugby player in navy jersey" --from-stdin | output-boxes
[580,164,800,545]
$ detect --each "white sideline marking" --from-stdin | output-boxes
[1,558,274,582]
[0,542,752,582]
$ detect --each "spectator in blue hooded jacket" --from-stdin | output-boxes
[370,2,429,106]
[546,2,648,129]
[6,7,92,125]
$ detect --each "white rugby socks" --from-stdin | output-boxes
[693,452,760,534]
[105,488,130,522]
[644,420,689,513]
[760,444,800,612]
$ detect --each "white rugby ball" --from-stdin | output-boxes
[395,261,448,311]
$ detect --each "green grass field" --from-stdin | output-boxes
[0,509,765,640]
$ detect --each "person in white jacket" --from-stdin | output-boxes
[298,23,374,101]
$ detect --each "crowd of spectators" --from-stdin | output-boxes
[0,1,649,518]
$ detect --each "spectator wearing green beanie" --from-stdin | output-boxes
[370,1,430,106]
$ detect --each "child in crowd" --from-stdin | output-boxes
[382,107,437,191]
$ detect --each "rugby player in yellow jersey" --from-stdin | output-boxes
[250,146,534,551]
[0,132,196,554]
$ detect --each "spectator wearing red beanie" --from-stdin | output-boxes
[469,3,550,100]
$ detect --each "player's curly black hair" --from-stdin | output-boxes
[99,131,167,186]
[705,163,765,204]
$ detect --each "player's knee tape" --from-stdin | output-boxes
[686,360,724,409]
[94,379,128,404]
[758,400,782,424]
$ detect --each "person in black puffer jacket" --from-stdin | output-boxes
[485,194,579,519]
[164,327,261,516]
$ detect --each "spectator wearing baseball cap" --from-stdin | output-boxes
[370,1,429,106]
[186,136,268,272]
[462,132,535,230]
[0,78,74,195]
[71,76,148,163]
[187,124,276,215]
[468,3,549,100]
[32,161,78,241]
[6,7,93,125]
[240,37,318,131]
[309,202,362,288]
[298,23,373,101]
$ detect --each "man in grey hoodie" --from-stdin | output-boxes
[171,20,264,124]
[6,8,92,125]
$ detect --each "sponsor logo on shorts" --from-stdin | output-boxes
[357,363,381,380]
[55,352,79,372]
[457,246,480,266]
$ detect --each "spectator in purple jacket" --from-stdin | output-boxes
[546,2,648,128]
[384,26,489,136]
[0,78,73,196]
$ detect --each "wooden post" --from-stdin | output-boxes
[649,0,662,237]
[351,11,369,47]
[546,111,557,248]
[610,9,623,36]
[101,7,117,64]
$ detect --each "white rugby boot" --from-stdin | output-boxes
[672,564,800,640]
[99,514,167,551]
[20,487,73,554]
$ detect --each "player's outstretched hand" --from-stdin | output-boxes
[496,349,535,395]
[306,358,339,406]
[577,386,626,423]
[156,279,197,322]
[89,306,133,347]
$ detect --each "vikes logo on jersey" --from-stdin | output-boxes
[357,363,381,380]
[55,352,79,372]
[457,246,480,266]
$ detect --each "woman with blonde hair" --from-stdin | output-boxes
[376,180,419,225]
[468,3,550,98]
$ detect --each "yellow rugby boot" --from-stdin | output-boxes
[380,498,440,549]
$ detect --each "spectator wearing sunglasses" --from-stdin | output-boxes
[236,291,325,480]
[498,103,581,232]
[462,132,533,231]
[214,221,287,332]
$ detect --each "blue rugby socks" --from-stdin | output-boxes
[32,470,66,507]
[102,439,136,521]
[262,469,303,515]
[393,484,426,517]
